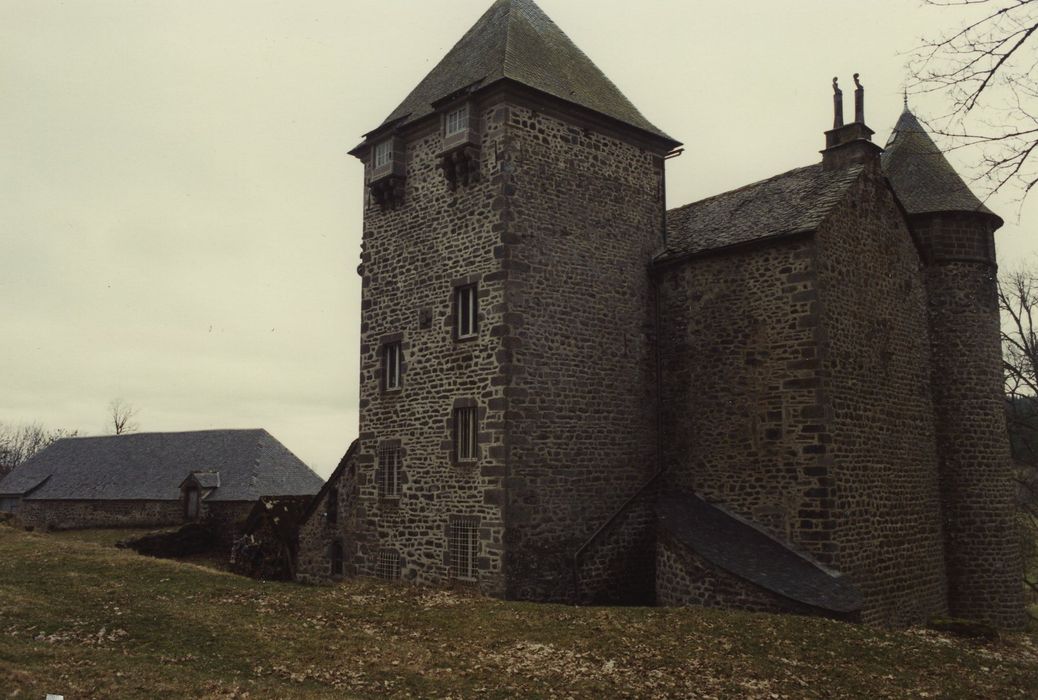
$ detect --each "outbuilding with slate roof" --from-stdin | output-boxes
[0,429,324,534]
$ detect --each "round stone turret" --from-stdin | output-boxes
[884,108,1024,628]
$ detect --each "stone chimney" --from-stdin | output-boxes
[822,74,882,171]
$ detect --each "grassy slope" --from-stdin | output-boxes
[1,527,1037,699]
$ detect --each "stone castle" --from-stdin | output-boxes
[296,0,1024,628]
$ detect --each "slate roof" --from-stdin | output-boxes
[882,108,998,220]
[370,0,675,144]
[656,491,863,614]
[0,429,324,502]
[659,163,863,261]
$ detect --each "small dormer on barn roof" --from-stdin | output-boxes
[180,470,221,497]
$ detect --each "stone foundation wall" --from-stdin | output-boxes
[814,169,948,627]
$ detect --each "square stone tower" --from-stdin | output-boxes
[347,0,679,599]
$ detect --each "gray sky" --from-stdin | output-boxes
[2,0,1034,476]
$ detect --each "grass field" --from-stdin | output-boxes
[1,525,1037,699]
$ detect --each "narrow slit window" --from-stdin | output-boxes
[445,105,469,137]
[382,342,402,391]
[326,485,338,524]
[455,284,478,339]
[374,140,393,168]
[377,443,402,498]
[454,406,478,462]
[330,540,344,577]
[448,516,479,582]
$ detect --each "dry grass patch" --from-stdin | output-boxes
[0,525,1036,698]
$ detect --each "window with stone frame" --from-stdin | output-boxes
[382,341,402,392]
[377,442,402,499]
[453,406,478,462]
[448,515,479,582]
[373,139,393,169]
[376,549,401,581]
[445,104,469,137]
[455,284,478,339]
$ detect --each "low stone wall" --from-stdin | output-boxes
[205,501,254,546]
[17,499,183,531]
[16,499,253,546]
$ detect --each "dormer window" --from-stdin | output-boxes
[445,105,469,137]
[439,101,480,191]
[368,136,406,210]
[374,140,393,168]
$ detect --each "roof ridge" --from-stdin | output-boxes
[669,163,822,214]
[58,428,265,441]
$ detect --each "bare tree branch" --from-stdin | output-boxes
[910,0,1038,202]
[0,422,80,478]
[108,399,139,436]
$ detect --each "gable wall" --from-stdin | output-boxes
[297,455,360,584]
[656,235,834,561]
[813,168,948,626]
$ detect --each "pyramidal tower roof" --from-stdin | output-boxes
[371,0,675,144]
[882,108,998,221]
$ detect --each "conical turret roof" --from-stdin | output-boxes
[370,0,675,144]
[882,108,997,220]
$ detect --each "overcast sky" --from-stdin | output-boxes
[2,0,1035,476]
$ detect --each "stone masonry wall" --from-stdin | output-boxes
[813,169,948,627]
[297,454,359,584]
[573,477,662,605]
[917,212,1024,628]
[17,499,252,544]
[499,103,666,601]
[656,235,834,560]
[205,502,254,546]
[17,500,183,530]
[352,98,511,595]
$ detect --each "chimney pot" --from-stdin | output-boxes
[822,74,880,171]
[853,73,865,123]
[832,77,844,129]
